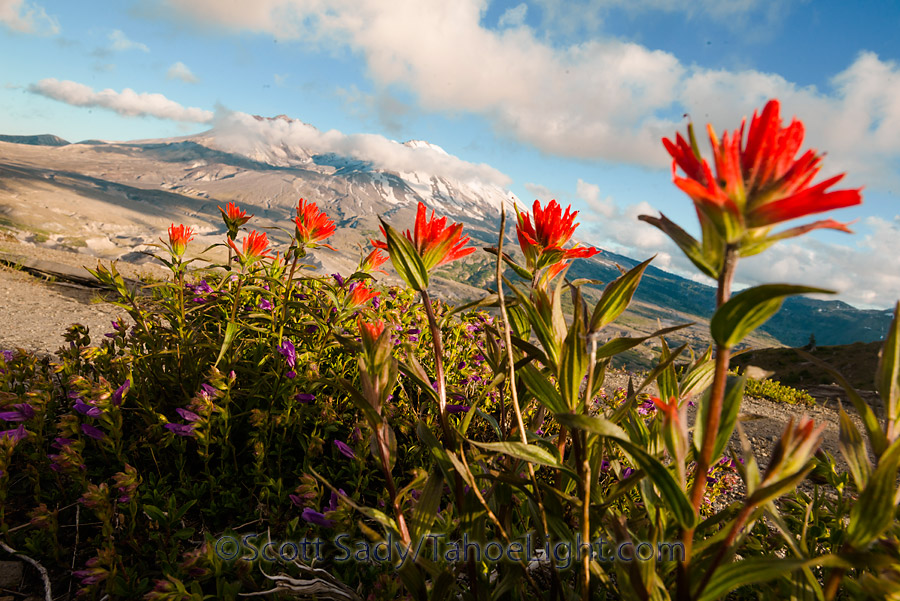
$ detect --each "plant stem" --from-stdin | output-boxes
[420,289,453,449]
[376,424,410,542]
[679,243,738,601]
[420,287,478,593]
[278,249,302,342]
[494,206,562,597]
[693,503,755,597]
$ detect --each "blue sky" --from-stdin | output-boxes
[1,0,899,308]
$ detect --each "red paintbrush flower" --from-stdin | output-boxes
[218,202,252,240]
[359,248,389,274]
[515,199,599,272]
[358,316,386,346]
[168,224,194,256]
[228,230,271,267]
[662,99,862,246]
[372,202,475,289]
[294,198,336,250]
[346,282,380,308]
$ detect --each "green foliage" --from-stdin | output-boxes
[1,203,898,601]
[743,375,816,406]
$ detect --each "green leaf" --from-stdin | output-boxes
[693,374,746,461]
[507,279,561,367]
[639,213,719,279]
[506,304,531,340]
[838,408,871,491]
[399,356,441,405]
[469,440,562,468]
[615,439,695,529]
[410,469,444,540]
[483,246,533,280]
[519,363,567,414]
[416,422,456,495]
[554,413,627,439]
[656,337,678,402]
[697,556,847,601]
[847,438,900,548]
[590,256,653,331]
[214,321,240,367]
[710,284,833,348]
[594,323,692,359]
[679,347,715,400]
[142,504,167,524]
[876,302,900,436]
[381,219,429,291]
[609,344,687,425]
[559,287,587,410]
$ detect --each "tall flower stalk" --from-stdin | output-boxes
[643,99,862,598]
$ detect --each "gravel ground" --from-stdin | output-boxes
[0,238,166,355]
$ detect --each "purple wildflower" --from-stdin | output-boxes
[53,437,73,448]
[73,399,103,418]
[164,423,194,437]
[289,494,303,506]
[1,350,13,362]
[372,296,380,309]
[622,467,635,479]
[110,380,130,406]
[301,508,334,528]
[332,273,345,287]
[637,401,656,416]
[258,298,273,311]
[0,403,35,422]
[457,361,466,370]
[278,338,296,368]
[0,424,28,442]
[408,328,421,335]
[409,335,419,342]
[175,408,201,422]
[326,489,347,512]
[446,404,471,414]
[334,440,356,459]
[295,393,315,403]
[81,424,106,440]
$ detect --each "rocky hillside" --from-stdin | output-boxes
[0,119,893,350]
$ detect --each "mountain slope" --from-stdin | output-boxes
[0,119,892,349]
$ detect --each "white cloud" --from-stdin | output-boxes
[209,110,511,186]
[109,29,149,52]
[156,0,900,188]
[498,3,527,28]
[167,61,198,83]
[28,78,214,123]
[737,216,900,309]
[576,178,899,309]
[0,0,57,34]
[523,182,556,201]
[576,179,672,254]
